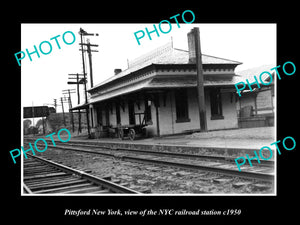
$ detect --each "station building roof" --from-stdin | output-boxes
[76,42,243,106]
[89,42,242,93]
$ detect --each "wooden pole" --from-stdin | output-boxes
[79,28,91,138]
[68,90,75,132]
[193,27,208,132]
[155,94,160,137]
[60,97,66,126]
[86,40,94,88]
[76,73,81,133]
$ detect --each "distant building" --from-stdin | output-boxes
[235,65,275,128]
[72,34,243,138]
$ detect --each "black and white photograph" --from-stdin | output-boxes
[20,23,276,195]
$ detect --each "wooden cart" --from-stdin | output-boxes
[116,112,149,140]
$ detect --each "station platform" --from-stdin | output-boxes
[25,127,276,158]
[59,127,276,157]
[70,127,274,147]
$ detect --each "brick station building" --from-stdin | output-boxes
[73,38,242,138]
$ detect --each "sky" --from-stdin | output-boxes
[21,23,276,120]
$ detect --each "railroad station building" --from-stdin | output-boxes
[75,36,244,138]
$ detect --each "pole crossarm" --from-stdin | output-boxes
[62,88,76,90]
[79,49,99,52]
[79,43,99,47]
[68,77,85,80]
[62,91,76,94]
[68,73,86,75]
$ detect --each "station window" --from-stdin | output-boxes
[210,88,224,120]
[175,89,190,123]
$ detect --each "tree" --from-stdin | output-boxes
[23,119,31,129]
[23,119,32,135]
[36,119,43,128]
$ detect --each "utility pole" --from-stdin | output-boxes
[60,97,66,126]
[79,28,98,138]
[53,99,57,112]
[67,73,86,103]
[79,29,88,104]
[67,73,86,134]
[62,89,76,132]
[32,101,35,136]
[79,39,99,88]
[188,27,207,132]
[79,28,91,138]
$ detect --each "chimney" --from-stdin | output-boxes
[187,30,196,63]
[114,68,122,75]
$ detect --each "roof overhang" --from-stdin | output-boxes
[89,75,237,105]
[70,103,89,111]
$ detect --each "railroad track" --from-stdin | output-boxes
[60,141,274,166]
[24,137,274,166]
[23,154,141,194]
[30,140,275,182]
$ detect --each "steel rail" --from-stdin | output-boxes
[24,154,141,194]
[122,155,274,182]
[36,144,274,182]
[24,137,274,166]
[58,142,274,166]
[23,183,33,194]
[24,136,273,166]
